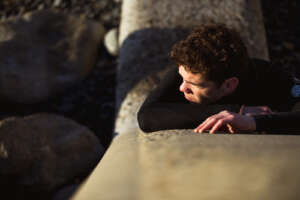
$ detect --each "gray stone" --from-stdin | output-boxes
[53,184,79,200]
[53,0,62,7]
[0,113,104,192]
[119,0,268,60]
[0,9,105,104]
[38,4,45,10]
[104,28,119,56]
[73,131,300,200]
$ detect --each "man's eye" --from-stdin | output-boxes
[195,84,204,88]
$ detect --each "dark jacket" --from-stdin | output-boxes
[138,59,300,134]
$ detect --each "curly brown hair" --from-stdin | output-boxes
[170,24,250,85]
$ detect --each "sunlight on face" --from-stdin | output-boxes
[178,66,224,104]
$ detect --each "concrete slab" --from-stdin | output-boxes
[72,131,139,200]
[73,130,300,200]
[119,0,268,59]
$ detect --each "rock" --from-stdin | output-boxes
[119,0,269,60]
[104,28,119,56]
[38,4,45,10]
[0,113,104,192]
[53,0,62,7]
[283,42,294,50]
[52,184,80,200]
[101,12,112,23]
[0,9,105,104]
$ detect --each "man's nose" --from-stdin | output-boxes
[179,82,192,93]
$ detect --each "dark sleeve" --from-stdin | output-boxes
[137,67,241,133]
[253,101,300,134]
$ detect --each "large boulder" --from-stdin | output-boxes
[0,9,105,104]
[0,113,104,194]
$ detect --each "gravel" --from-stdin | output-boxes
[0,0,299,150]
[262,0,300,76]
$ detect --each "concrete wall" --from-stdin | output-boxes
[73,131,300,200]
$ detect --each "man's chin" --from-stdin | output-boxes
[185,97,200,104]
[185,97,209,105]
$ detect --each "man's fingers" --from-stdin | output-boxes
[194,114,220,132]
[198,118,220,133]
[194,111,232,133]
[194,117,216,133]
[209,119,228,134]
[194,117,211,132]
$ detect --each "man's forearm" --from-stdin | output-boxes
[253,111,300,133]
[138,102,240,132]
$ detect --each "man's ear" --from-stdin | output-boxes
[221,77,239,95]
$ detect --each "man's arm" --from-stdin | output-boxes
[253,111,300,134]
[194,102,300,134]
[137,67,241,133]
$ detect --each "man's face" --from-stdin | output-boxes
[178,65,225,104]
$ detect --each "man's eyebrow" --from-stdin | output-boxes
[185,80,205,86]
[178,69,205,86]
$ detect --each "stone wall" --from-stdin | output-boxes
[73,131,300,200]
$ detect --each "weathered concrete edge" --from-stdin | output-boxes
[71,131,140,200]
[73,129,300,200]
[119,0,269,60]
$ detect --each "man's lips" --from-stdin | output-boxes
[184,93,192,101]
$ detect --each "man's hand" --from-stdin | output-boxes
[194,110,256,134]
[241,106,273,116]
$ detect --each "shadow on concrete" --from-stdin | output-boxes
[115,27,190,119]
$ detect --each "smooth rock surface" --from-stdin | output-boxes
[0,9,105,104]
[104,28,119,56]
[53,184,80,200]
[73,130,300,200]
[0,113,104,193]
[119,0,268,60]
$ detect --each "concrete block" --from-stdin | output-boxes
[73,130,300,200]
[119,0,268,59]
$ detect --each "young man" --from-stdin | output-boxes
[138,24,300,134]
